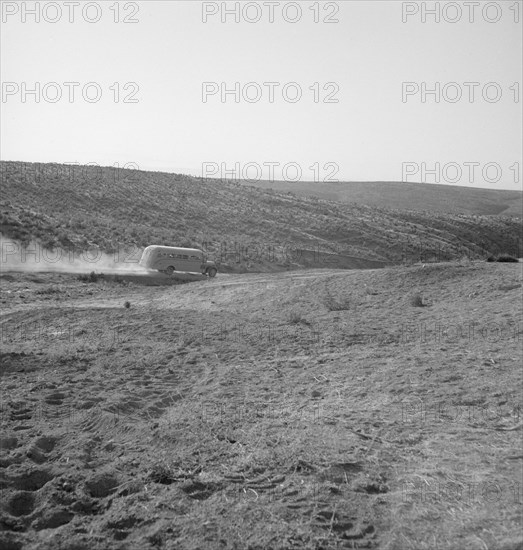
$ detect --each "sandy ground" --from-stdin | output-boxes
[0,261,522,549]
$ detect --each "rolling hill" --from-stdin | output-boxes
[0,161,521,272]
[235,179,523,217]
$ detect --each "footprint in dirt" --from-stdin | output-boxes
[181,480,221,501]
[26,436,59,464]
[33,436,58,454]
[0,435,23,468]
[318,462,364,485]
[5,490,36,517]
[32,508,74,530]
[0,435,19,452]
[8,467,54,491]
[8,403,33,422]
[44,392,67,406]
[314,510,376,543]
[84,471,120,498]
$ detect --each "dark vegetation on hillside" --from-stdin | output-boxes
[0,161,521,268]
[487,254,520,263]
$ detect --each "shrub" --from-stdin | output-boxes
[78,271,103,283]
[148,462,176,485]
[410,293,424,307]
[35,286,62,295]
[111,275,129,285]
[495,254,519,263]
[487,254,519,263]
[288,311,309,325]
[324,294,351,311]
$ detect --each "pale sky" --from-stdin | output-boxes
[1,0,522,189]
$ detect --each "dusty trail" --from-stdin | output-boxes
[1,268,358,315]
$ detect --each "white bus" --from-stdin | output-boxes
[139,246,217,277]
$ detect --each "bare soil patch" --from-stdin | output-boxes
[0,262,521,549]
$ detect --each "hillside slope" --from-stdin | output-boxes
[0,161,521,271]
[236,180,523,217]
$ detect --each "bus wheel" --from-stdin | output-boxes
[165,266,175,275]
[207,267,217,278]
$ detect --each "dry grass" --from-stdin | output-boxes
[324,288,352,312]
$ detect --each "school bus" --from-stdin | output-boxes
[139,246,217,277]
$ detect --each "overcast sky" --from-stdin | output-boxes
[1,1,522,189]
